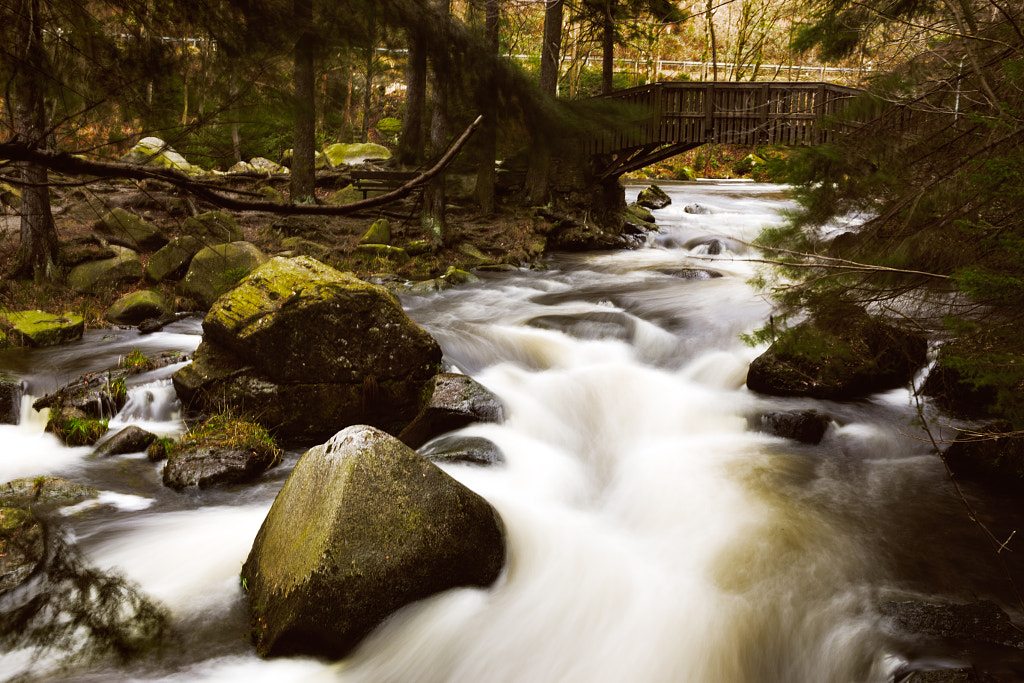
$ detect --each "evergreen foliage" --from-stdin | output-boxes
[756,0,1024,426]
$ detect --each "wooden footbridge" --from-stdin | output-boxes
[588,81,862,178]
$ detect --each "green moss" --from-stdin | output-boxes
[120,349,156,374]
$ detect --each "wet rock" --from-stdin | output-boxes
[746,308,927,400]
[920,343,1000,419]
[0,505,43,594]
[657,267,723,280]
[240,425,505,658]
[636,184,671,210]
[420,434,505,466]
[181,211,243,245]
[684,203,714,214]
[399,373,505,449]
[2,310,84,347]
[178,241,268,310]
[943,422,1024,493]
[0,371,22,425]
[162,444,279,489]
[46,407,109,446]
[94,208,168,251]
[67,245,143,294]
[94,425,158,458]
[34,368,126,420]
[104,290,172,326]
[882,600,1024,682]
[173,256,441,441]
[0,476,99,510]
[754,410,831,444]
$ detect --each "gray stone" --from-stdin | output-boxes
[420,434,505,466]
[178,241,267,309]
[67,245,143,294]
[398,373,504,449]
[94,208,168,251]
[94,426,158,457]
[145,235,204,283]
[240,425,505,658]
[181,211,243,245]
[0,372,22,425]
[636,184,671,210]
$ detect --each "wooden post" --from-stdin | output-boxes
[704,82,715,143]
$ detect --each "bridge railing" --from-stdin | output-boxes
[586,81,863,155]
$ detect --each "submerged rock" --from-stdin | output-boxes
[754,409,831,444]
[240,425,505,658]
[419,434,505,466]
[746,309,927,400]
[398,373,505,449]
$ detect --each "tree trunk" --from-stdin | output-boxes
[9,0,57,281]
[539,0,564,97]
[601,1,615,94]
[706,0,718,82]
[423,0,451,247]
[475,0,500,214]
[360,22,378,143]
[397,29,427,165]
[290,0,316,203]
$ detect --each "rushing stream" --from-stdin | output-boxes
[1,180,1020,682]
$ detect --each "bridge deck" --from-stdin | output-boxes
[589,81,862,177]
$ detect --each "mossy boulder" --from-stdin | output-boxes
[94,209,168,251]
[120,136,202,175]
[746,309,927,400]
[920,341,1001,419]
[2,310,84,347]
[181,211,243,245]
[145,235,204,283]
[240,425,506,658]
[733,154,766,176]
[250,157,287,174]
[322,142,391,167]
[359,218,391,245]
[398,373,505,449]
[173,256,442,441]
[46,407,108,446]
[636,184,671,210]
[67,245,143,294]
[0,371,22,425]
[178,241,268,310]
[279,237,329,259]
[104,290,172,326]
[0,182,22,211]
[0,476,100,509]
[355,243,410,264]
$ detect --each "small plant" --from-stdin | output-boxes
[106,375,127,404]
[120,349,155,374]
[47,413,109,446]
[172,413,280,464]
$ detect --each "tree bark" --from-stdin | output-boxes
[475,0,500,214]
[601,1,615,95]
[9,0,58,281]
[423,0,451,247]
[290,0,316,203]
[539,0,564,97]
[706,0,718,82]
[360,21,378,143]
[397,29,427,165]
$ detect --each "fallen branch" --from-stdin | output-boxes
[0,115,483,216]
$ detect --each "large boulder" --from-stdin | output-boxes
[323,142,391,167]
[398,373,505,449]
[178,241,267,309]
[746,309,927,400]
[104,290,172,326]
[145,235,204,283]
[181,211,243,245]
[2,310,84,347]
[94,208,168,251]
[172,256,442,441]
[67,245,143,294]
[240,425,505,658]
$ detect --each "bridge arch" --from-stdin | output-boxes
[588,81,862,179]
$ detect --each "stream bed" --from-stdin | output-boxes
[1,180,1020,682]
